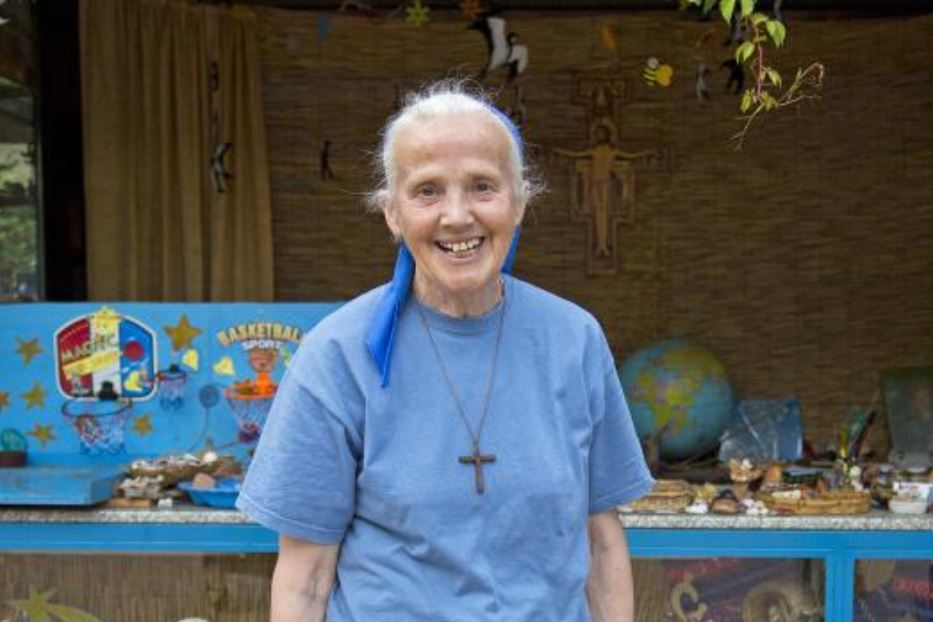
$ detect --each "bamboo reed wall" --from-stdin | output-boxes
[0,553,275,621]
[257,8,933,447]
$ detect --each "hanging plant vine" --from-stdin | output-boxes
[691,0,825,148]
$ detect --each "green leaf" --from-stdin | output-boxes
[765,67,782,86]
[719,0,736,23]
[736,41,755,64]
[740,0,754,17]
[740,90,753,113]
[702,0,717,15]
[751,12,769,25]
[760,92,777,110]
[766,20,787,47]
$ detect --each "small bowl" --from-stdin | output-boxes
[888,498,928,515]
[178,477,241,509]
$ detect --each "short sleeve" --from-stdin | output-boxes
[588,367,655,515]
[236,359,358,544]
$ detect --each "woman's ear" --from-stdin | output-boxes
[513,182,530,225]
[381,193,402,239]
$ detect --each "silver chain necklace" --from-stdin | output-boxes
[414,285,507,495]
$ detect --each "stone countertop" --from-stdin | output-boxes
[0,506,930,530]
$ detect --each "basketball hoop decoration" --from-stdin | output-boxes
[214,320,303,446]
[157,364,188,411]
[61,381,134,454]
[224,343,278,444]
[157,315,203,412]
[54,306,158,401]
[53,307,157,454]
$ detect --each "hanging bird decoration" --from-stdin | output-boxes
[504,33,528,84]
[320,139,334,182]
[773,0,784,22]
[723,13,746,47]
[508,84,527,127]
[695,61,710,102]
[468,13,529,83]
[210,142,234,193]
[720,58,744,95]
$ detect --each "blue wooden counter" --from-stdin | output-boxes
[1,509,930,621]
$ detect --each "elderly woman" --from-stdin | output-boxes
[236,82,654,622]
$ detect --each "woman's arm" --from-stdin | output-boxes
[271,534,340,622]
[586,510,635,622]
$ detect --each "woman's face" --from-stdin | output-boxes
[384,112,525,315]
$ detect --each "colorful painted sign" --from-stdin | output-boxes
[54,307,157,401]
[0,302,342,462]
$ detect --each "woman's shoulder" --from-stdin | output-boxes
[305,284,387,342]
[289,284,387,374]
[508,276,601,329]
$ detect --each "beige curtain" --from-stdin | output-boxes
[80,0,274,301]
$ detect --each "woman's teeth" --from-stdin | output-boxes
[437,238,482,255]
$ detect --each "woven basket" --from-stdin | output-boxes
[760,490,871,515]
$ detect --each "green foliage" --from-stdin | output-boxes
[765,67,782,86]
[0,207,38,296]
[736,41,756,64]
[766,19,787,47]
[694,0,824,147]
[719,0,736,22]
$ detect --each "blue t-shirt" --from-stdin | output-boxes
[237,276,654,621]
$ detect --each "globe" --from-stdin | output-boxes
[619,340,734,461]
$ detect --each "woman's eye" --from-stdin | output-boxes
[475,181,494,193]
[417,185,439,198]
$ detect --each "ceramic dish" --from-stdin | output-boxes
[178,477,241,509]
[888,498,928,515]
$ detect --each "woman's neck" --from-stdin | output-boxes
[412,276,504,318]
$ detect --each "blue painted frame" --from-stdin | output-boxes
[1,522,930,621]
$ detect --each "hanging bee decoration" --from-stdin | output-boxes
[643,57,674,87]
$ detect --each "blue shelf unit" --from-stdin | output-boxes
[1,522,930,622]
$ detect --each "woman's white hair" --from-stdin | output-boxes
[367,80,541,212]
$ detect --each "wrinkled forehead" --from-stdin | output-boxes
[391,111,514,174]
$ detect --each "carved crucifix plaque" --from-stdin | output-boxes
[554,75,668,276]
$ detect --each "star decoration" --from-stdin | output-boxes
[21,383,46,409]
[164,314,202,352]
[458,0,482,20]
[15,337,43,365]
[6,587,58,619]
[27,423,56,447]
[6,586,102,622]
[90,306,122,333]
[0,390,9,412]
[132,414,154,436]
[405,0,430,27]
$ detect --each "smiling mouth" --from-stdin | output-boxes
[436,237,484,257]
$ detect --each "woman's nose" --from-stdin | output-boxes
[440,190,474,226]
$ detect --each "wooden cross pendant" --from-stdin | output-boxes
[459,444,496,494]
